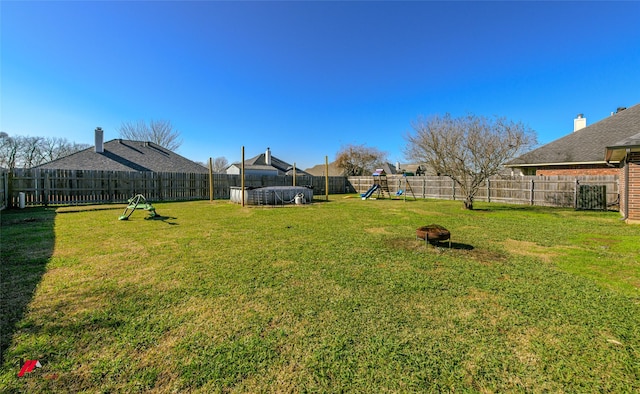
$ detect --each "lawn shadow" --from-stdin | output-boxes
[145,215,179,225]
[423,241,474,250]
[448,241,474,250]
[0,207,56,365]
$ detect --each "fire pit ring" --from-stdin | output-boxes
[416,224,451,247]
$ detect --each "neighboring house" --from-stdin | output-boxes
[226,148,311,176]
[606,132,640,223]
[386,162,431,176]
[36,127,208,173]
[377,162,401,175]
[304,161,344,177]
[304,161,429,177]
[506,104,640,176]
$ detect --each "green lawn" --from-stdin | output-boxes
[2,197,639,392]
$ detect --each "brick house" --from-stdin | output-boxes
[606,132,640,223]
[507,103,640,223]
[506,104,640,177]
[37,127,208,173]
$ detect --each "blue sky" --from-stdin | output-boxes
[2,1,639,169]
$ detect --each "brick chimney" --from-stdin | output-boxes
[95,127,104,153]
[573,114,586,132]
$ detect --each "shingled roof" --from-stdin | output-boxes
[605,131,640,162]
[37,139,208,173]
[507,103,640,168]
[232,148,311,176]
[304,161,344,176]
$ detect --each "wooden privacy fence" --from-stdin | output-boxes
[2,169,619,210]
[0,171,8,210]
[4,169,349,208]
[348,175,619,209]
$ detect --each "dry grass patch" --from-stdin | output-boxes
[365,227,390,234]
[407,208,447,216]
[503,239,557,263]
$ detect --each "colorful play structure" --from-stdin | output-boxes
[361,169,416,201]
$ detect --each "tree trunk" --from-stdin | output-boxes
[464,195,474,210]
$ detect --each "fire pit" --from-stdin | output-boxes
[416,224,451,247]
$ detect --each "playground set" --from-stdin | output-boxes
[118,194,158,220]
[361,169,416,201]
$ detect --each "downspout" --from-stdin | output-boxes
[622,149,630,221]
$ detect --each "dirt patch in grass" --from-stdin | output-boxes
[585,237,621,251]
[587,237,620,246]
[507,327,542,367]
[387,237,444,252]
[365,227,391,235]
[503,239,556,263]
[387,237,506,264]
[407,208,446,216]
[465,248,508,265]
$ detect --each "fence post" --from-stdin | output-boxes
[574,179,579,209]
[44,170,50,207]
[452,178,456,200]
[529,179,534,205]
[486,178,491,203]
[1,171,7,209]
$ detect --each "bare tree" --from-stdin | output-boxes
[212,157,229,173]
[404,113,536,209]
[335,143,387,176]
[0,133,90,168]
[39,137,91,164]
[39,137,63,163]
[0,132,20,168]
[21,136,43,168]
[118,119,182,151]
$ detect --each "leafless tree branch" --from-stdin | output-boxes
[404,113,536,209]
[118,119,183,151]
[335,143,387,176]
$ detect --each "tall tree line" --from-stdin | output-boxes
[0,132,90,169]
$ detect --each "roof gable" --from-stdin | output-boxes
[508,103,640,166]
[37,139,208,173]
[242,152,311,176]
[304,161,344,176]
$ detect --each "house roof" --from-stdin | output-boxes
[379,162,432,175]
[377,162,400,175]
[36,139,208,173]
[605,132,640,162]
[303,161,429,176]
[304,161,344,176]
[507,103,640,167]
[236,151,311,176]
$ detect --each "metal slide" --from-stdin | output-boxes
[361,184,379,200]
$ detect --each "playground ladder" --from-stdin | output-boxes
[374,174,390,198]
